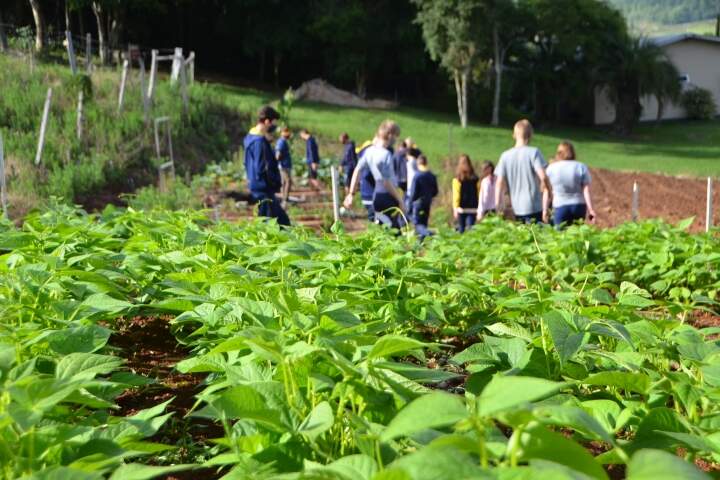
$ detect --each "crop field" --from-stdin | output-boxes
[1,204,719,479]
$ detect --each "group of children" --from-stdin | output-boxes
[245,106,596,233]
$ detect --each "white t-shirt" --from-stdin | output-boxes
[546,160,591,208]
[355,144,397,194]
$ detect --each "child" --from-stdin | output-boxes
[409,154,438,239]
[405,147,421,211]
[546,141,597,228]
[339,133,357,194]
[452,154,480,233]
[300,129,321,190]
[477,160,496,221]
[275,127,293,207]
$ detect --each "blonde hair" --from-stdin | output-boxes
[377,120,401,141]
[556,141,576,160]
[513,119,533,142]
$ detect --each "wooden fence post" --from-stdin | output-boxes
[0,131,7,217]
[85,33,92,73]
[118,59,129,112]
[179,60,189,115]
[186,51,195,84]
[65,31,77,74]
[35,88,52,165]
[631,181,639,222]
[331,166,341,224]
[707,177,714,233]
[147,49,158,102]
[139,57,150,123]
[76,91,84,141]
[170,47,183,85]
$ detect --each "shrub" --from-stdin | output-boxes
[125,180,202,211]
[681,87,717,120]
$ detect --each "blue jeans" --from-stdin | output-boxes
[411,200,432,240]
[362,199,375,222]
[252,192,290,226]
[553,204,586,229]
[456,213,476,233]
[516,212,543,224]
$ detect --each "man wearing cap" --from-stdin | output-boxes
[244,106,290,226]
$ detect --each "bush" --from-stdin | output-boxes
[681,87,717,120]
[125,180,201,211]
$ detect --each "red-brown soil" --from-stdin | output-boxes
[590,168,719,232]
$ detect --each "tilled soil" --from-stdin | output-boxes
[590,168,719,232]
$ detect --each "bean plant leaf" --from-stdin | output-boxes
[545,312,585,367]
[368,335,428,361]
[626,449,709,480]
[81,293,133,313]
[478,376,565,418]
[515,422,608,480]
[380,392,467,442]
[109,463,196,480]
[298,401,334,441]
[55,353,124,381]
[47,325,112,354]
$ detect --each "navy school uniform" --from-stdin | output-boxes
[306,136,320,179]
[410,169,438,229]
[275,136,292,170]
[341,141,357,187]
[243,126,290,226]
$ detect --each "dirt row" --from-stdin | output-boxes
[210,169,719,234]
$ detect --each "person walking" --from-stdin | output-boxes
[355,140,376,221]
[275,127,293,207]
[344,120,406,229]
[244,106,290,226]
[393,140,408,192]
[339,133,357,194]
[477,160,497,221]
[452,154,480,233]
[494,119,551,224]
[300,129,321,190]
[546,141,597,228]
[409,154,438,240]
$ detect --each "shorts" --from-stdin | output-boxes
[553,203,586,228]
[515,212,543,224]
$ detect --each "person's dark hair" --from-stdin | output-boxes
[456,154,476,181]
[407,147,421,158]
[339,132,349,143]
[258,105,280,122]
[417,154,428,167]
[480,160,494,176]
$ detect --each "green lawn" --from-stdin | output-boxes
[211,83,720,179]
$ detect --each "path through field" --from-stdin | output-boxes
[208,169,719,233]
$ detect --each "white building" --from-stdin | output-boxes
[594,33,720,125]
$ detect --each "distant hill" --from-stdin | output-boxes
[607,0,719,26]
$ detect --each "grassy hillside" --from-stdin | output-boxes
[607,0,718,26]
[213,84,720,180]
[0,54,243,216]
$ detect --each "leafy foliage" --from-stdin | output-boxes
[0,205,719,478]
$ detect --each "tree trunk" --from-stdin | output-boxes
[65,0,71,31]
[0,10,8,53]
[92,2,109,64]
[356,68,367,98]
[491,25,502,126]
[613,89,641,135]
[656,97,665,124]
[29,0,46,52]
[273,50,281,88]
[454,69,464,128]
[259,48,266,82]
[461,69,469,128]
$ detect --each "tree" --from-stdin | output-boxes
[649,60,681,123]
[487,0,530,126]
[412,0,485,128]
[522,0,627,124]
[597,35,680,134]
[28,0,46,51]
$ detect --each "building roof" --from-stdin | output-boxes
[651,33,720,48]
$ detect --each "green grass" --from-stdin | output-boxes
[211,83,720,179]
